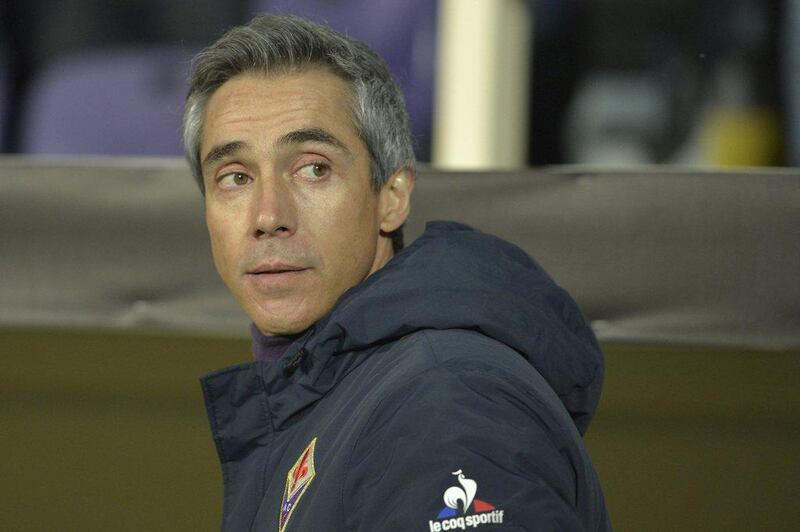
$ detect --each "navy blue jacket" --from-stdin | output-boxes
[201,221,611,531]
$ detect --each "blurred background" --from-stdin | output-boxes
[1,1,798,532]
[0,0,794,168]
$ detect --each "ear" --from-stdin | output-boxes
[377,166,415,232]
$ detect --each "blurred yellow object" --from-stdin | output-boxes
[703,106,782,166]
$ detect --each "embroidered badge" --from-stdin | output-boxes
[279,437,317,532]
[427,469,504,531]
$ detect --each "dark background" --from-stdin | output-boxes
[0,0,792,165]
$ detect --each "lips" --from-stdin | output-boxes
[245,262,311,291]
[247,262,308,275]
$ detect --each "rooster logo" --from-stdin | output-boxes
[443,470,477,514]
[435,469,496,519]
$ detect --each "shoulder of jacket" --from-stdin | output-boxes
[369,328,536,395]
[416,328,531,375]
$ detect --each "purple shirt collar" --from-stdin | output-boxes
[250,323,304,363]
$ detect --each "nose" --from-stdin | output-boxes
[251,173,297,239]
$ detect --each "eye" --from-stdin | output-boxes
[296,162,331,181]
[218,172,251,188]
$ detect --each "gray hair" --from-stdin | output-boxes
[182,14,415,197]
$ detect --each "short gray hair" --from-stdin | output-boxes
[182,14,415,196]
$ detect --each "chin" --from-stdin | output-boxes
[251,307,320,337]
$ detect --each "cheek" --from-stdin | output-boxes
[205,206,240,280]
[208,229,227,273]
[340,193,381,265]
[332,191,378,244]
[306,189,376,274]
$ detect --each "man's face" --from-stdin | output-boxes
[200,69,397,335]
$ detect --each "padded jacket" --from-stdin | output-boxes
[201,221,612,531]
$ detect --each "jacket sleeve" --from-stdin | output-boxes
[341,331,608,532]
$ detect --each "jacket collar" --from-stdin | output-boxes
[202,221,604,449]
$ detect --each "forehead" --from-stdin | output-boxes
[200,68,361,156]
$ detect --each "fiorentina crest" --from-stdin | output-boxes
[279,437,317,532]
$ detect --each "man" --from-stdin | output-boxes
[183,14,611,532]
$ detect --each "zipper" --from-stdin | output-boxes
[283,326,315,377]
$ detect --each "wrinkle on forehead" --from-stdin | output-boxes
[200,68,363,160]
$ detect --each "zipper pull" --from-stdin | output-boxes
[282,326,315,377]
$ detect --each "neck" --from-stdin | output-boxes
[250,324,304,362]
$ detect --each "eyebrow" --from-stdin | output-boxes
[201,127,349,170]
[275,127,349,153]
[202,140,249,169]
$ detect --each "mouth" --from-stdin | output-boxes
[251,268,307,275]
[247,263,308,275]
[245,263,311,291]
